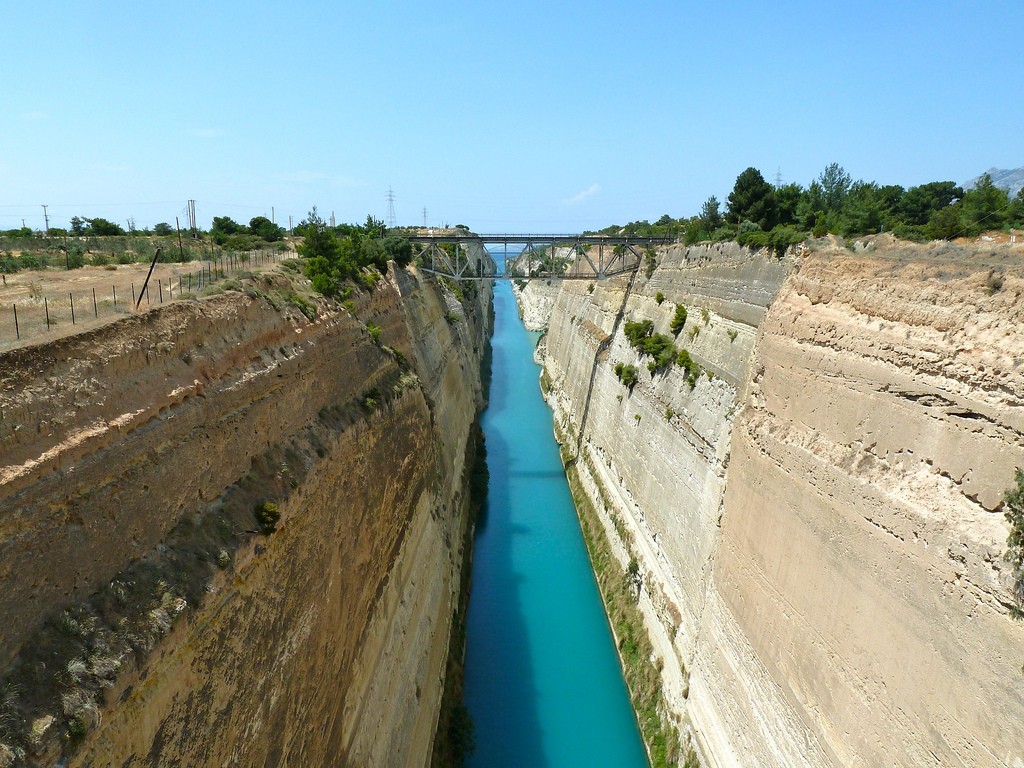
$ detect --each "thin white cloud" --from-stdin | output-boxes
[562,183,601,205]
[20,111,47,121]
[188,127,228,138]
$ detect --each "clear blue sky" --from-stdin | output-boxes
[3,0,1022,233]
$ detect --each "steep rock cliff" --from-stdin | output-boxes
[522,240,1024,767]
[0,265,490,767]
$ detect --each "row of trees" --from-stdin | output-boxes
[3,215,287,243]
[596,164,1024,248]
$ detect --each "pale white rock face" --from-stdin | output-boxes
[524,241,1024,768]
[512,278,561,330]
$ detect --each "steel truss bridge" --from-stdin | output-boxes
[407,234,676,280]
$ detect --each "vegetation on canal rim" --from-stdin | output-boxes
[561,442,695,768]
[590,164,1024,248]
[298,207,413,297]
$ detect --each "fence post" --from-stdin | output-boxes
[131,283,136,305]
[93,287,98,318]
[13,303,19,340]
[70,292,75,325]
[159,279,163,303]
[45,297,50,330]
[113,285,117,308]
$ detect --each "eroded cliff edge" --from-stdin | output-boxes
[521,239,1024,767]
[0,264,491,766]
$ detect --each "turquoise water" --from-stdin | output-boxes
[463,282,648,767]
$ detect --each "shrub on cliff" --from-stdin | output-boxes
[618,364,639,389]
[669,305,687,335]
[624,320,654,347]
[254,502,280,534]
[1003,468,1024,618]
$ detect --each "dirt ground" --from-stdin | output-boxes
[0,253,287,352]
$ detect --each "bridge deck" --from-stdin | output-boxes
[410,232,674,280]
[407,233,676,245]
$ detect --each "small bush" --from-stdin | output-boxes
[701,307,710,325]
[669,304,687,335]
[620,365,639,389]
[367,322,382,345]
[254,502,280,534]
[655,291,665,305]
[986,270,1004,294]
[737,230,770,249]
[727,328,738,342]
[624,320,654,347]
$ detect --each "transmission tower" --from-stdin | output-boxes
[386,187,397,228]
[422,207,428,227]
[775,167,783,188]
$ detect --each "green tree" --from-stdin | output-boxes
[818,162,852,212]
[726,167,776,230]
[300,207,344,295]
[249,216,283,242]
[211,216,244,236]
[796,181,826,230]
[960,173,1009,235]
[698,196,723,231]
[925,203,964,240]
[774,183,803,226]
[87,217,125,236]
[840,181,900,236]
[153,222,174,236]
[894,181,963,226]
[1008,188,1024,228]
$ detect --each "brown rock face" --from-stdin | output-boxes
[0,267,490,766]
[528,241,1024,767]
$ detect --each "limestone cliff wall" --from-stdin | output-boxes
[526,240,1024,767]
[0,266,490,767]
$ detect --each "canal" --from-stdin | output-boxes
[463,281,648,766]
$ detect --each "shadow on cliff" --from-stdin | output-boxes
[463,285,549,768]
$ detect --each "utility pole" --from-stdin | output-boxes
[41,204,49,236]
[187,199,197,238]
[386,187,396,228]
[330,211,335,228]
[288,215,293,235]
[422,207,427,228]
[271,206,275,224]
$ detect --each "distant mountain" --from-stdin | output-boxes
[964,166,1024,196]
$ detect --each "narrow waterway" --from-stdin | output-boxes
[463,282,647,767]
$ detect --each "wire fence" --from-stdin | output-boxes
[0,250,287,350]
